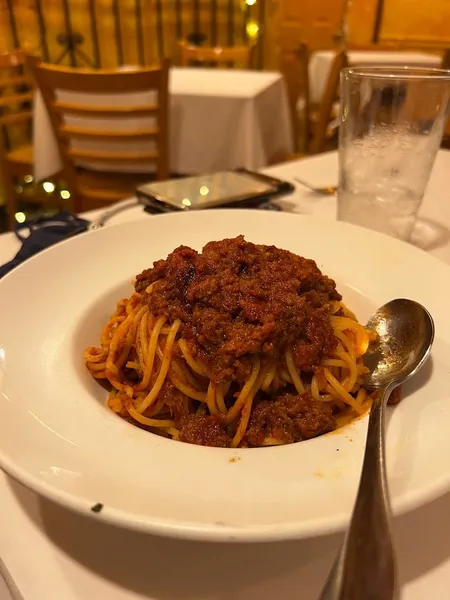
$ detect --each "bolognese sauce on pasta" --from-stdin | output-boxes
[84,236,372,448]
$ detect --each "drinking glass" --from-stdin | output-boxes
[338,67,450,240]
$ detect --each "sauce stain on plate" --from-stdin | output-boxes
[314,468,343,479]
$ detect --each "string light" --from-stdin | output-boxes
[246,21,259,39]
[43,181,55,193]
[60,190,71,200]
[245,0,257,5]
[15,212,26,224]
[24,174,33,183]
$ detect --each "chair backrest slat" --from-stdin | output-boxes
[0,92,33,107]
[59,124,158,141]
[52,100,159,118]
[32,62,169,93]
[0,74,33,91]
[0,111,32,127]
[67,148,158,162]
[0,50,27,70]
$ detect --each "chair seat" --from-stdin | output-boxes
[6,143,33,167]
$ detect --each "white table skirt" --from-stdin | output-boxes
[309,51,441,104]
[1,150,450,599]
[33,67,294,181]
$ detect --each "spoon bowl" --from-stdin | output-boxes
[364,298,435,390]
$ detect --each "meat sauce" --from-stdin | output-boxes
[135,236,341,447]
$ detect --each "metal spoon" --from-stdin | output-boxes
[319,298,434,600]
[294,177,337,195]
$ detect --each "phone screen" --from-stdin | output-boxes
[138,171,276,210]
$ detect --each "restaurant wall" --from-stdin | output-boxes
[378,0,450,45]
[1,1,449,70]
[347,0,450,46]
[275,0,450,51]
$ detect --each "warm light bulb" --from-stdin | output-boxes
[43,181,55,193]
[246,21,260,39]
[199,186,209,196]
[245,0,257,5]
[15,212,26,223]
[60,190,71,200]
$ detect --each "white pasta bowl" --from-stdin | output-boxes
[0,209,449,542]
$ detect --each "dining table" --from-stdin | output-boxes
[33,67,294,181]
[1,149,450,599]
[308,50,442,104]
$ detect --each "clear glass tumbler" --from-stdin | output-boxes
[338,67,450,240]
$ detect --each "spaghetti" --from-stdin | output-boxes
[85,236,372,448]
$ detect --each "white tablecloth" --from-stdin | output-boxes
[309,51,441,104]
[33,67,293,181]
[2,150,450,599]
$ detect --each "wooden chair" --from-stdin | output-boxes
[27,57,170,213]
[178,41,254,69]
[278,43,310,155]
[0,50,61,229]
[440,50,450,146]
[308,44,450,155]
[309,49,348,155]
[441,49,450,70]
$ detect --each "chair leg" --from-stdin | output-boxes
[3,171,18,230]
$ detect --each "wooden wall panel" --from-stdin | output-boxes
[380,0,450,44]
[346,0,379,45]
[277,0,346,50]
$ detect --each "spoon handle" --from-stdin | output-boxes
[319,386,399,600]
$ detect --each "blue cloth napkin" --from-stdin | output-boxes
[0,211,90,279]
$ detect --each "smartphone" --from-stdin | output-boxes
[136,169,294,212]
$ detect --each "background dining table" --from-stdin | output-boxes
[1,150,450,599]
[308,50,442,104]
[33,67,294,181]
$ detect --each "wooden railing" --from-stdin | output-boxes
[0,0,266,69]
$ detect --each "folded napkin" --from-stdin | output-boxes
[0,211,90,279]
